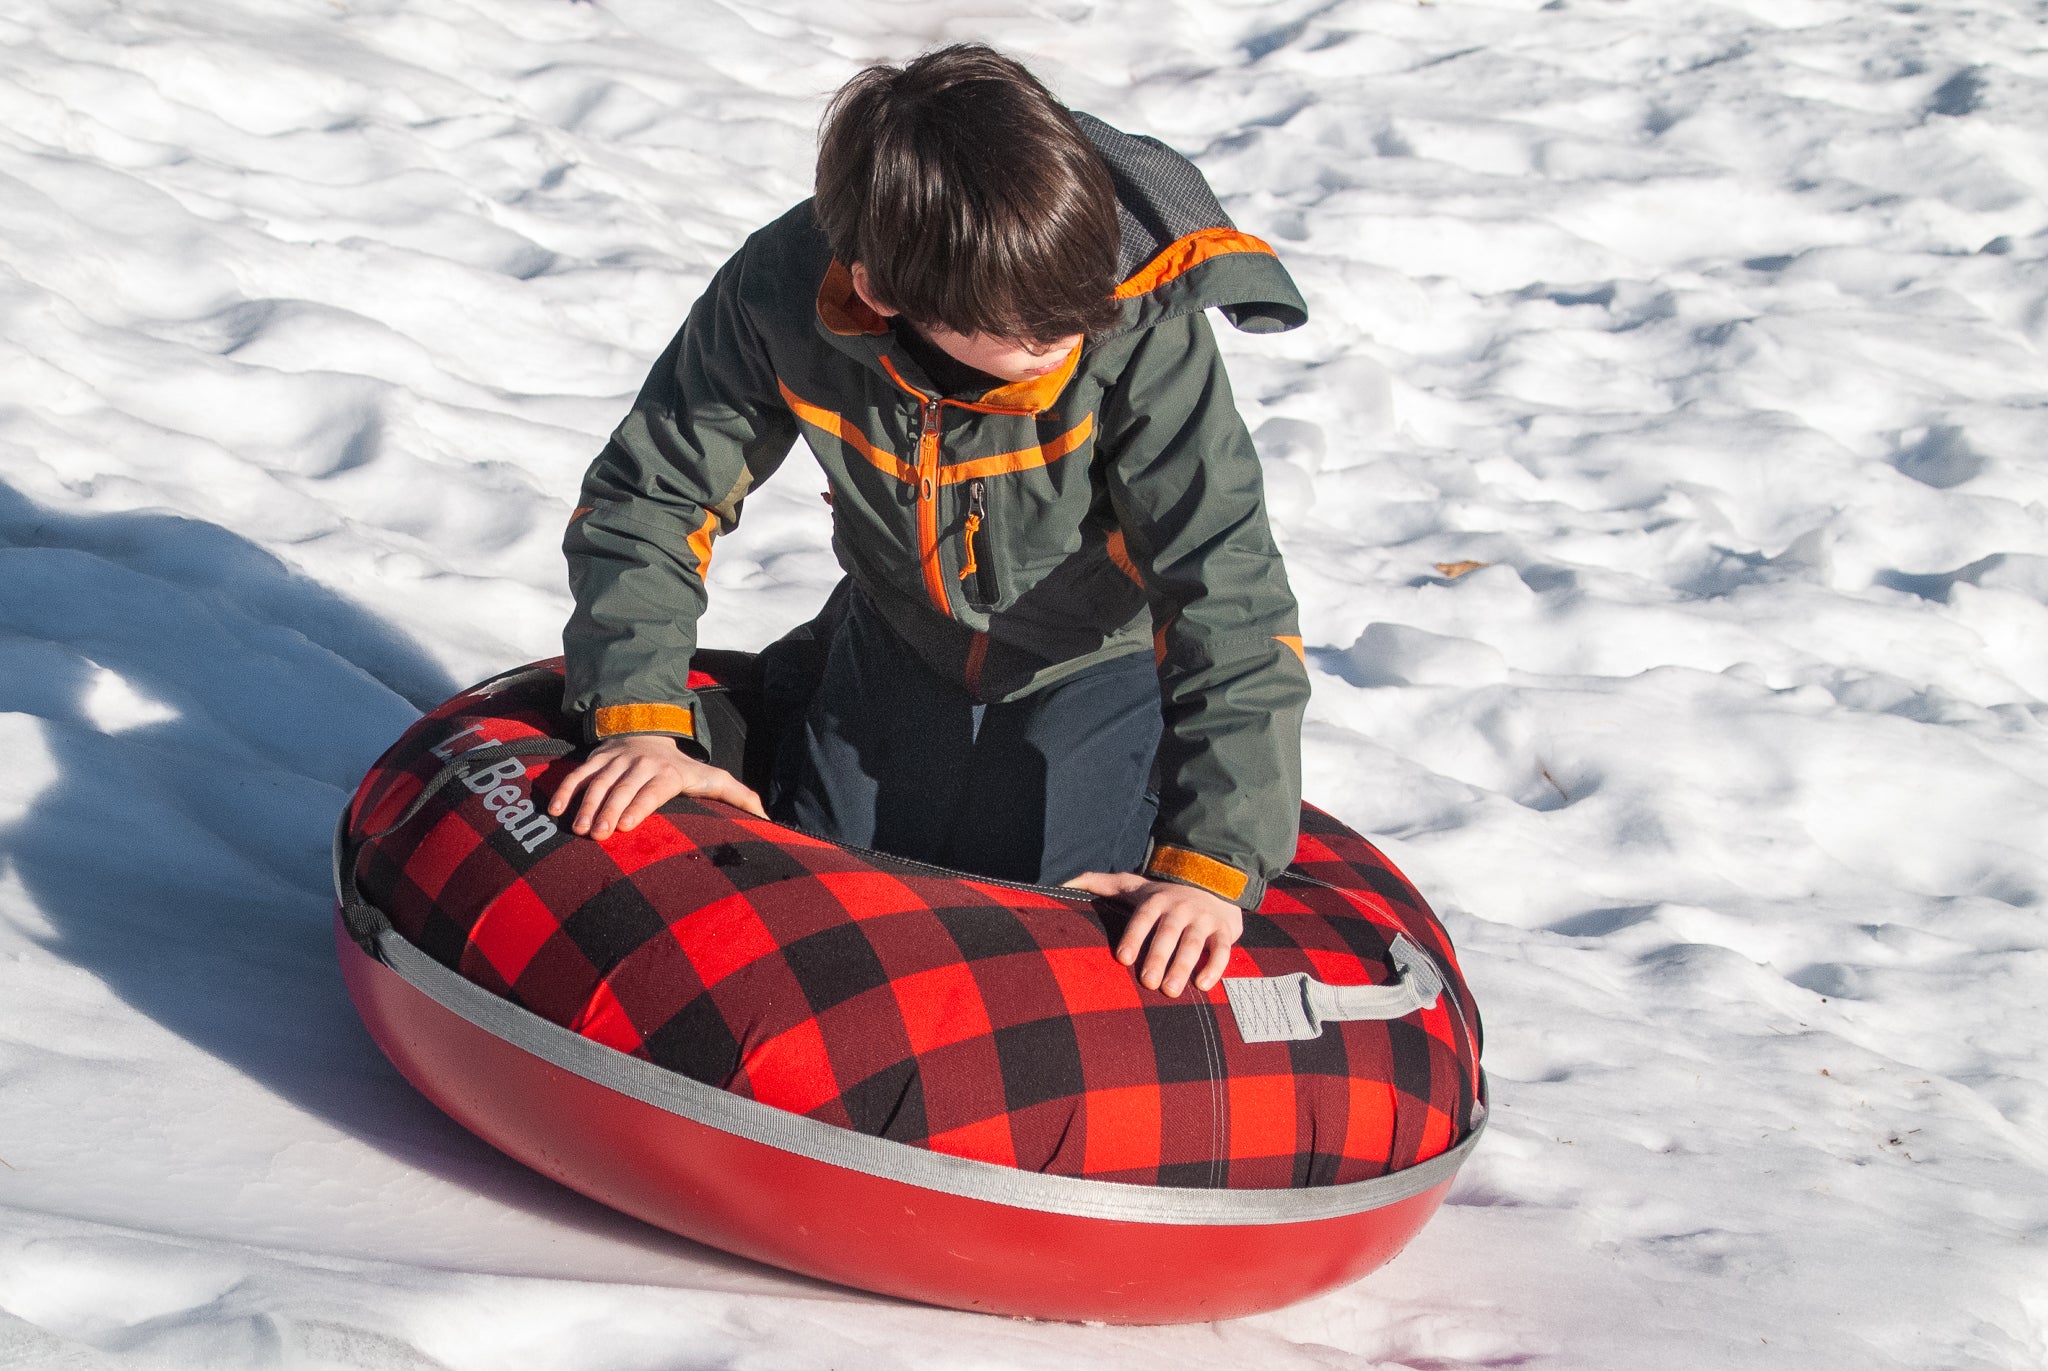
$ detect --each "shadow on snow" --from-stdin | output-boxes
[0,481,786,1277]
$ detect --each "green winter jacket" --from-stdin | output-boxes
[564,114,1311,908]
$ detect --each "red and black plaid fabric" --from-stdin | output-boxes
[347,660,1483,1189]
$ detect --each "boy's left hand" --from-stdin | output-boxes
[1063,871,1243,998]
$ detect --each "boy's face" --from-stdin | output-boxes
[850,263,1081,386]
[917,323,1081,385]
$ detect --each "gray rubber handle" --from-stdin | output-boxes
[1222,935,1446,1043]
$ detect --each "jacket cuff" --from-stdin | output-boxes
[587,702,709,760]
[1144,844,1263,910]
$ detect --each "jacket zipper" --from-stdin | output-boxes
[960,478,998,611]
[916,396,949,615]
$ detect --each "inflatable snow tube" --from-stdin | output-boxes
[334,656,1485,1323]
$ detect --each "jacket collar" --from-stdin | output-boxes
[814,260,1080,416]
[815,259,891,338]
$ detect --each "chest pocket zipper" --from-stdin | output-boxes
[960,478,999,611]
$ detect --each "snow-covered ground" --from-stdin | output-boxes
[4,0,2047,1365]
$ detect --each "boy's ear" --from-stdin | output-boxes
[848,263,900,319]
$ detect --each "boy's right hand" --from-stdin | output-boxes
[547,734,766,840]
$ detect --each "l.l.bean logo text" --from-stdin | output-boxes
[430,724,559,854]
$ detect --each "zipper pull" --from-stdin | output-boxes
[959,479,986,583]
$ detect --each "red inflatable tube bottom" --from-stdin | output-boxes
[337,915,1453,1324]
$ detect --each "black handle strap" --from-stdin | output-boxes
[336,736,577,955]
[363,738,575,842]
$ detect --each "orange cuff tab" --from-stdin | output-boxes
[1146,846,1250,903]
[593,703,696,739]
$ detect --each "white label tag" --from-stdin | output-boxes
[1223,974,1318,1044]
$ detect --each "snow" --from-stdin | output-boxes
[4,0,2047,1365]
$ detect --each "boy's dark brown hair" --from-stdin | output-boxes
[815,44,1123,344]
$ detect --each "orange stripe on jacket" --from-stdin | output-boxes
[1274,635,1305,666]
[685,509,719,577]
[938,414,1095,484]
[1105,530,1142,585]
[1152,614,1174,666]
[777,379,916,483]
[1114,228,1279,300]
[862,359,952,615]
[915,406,947,615]
[878,354,929,404]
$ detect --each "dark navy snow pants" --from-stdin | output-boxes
[770,588,1162,886]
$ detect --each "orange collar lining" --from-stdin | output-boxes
[816,260,891,337]
[880,348,1081,417]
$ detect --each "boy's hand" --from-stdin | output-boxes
[1063,871,1243,998]
[548,734,765,840]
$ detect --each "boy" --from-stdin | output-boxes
[549,45,1309,1000]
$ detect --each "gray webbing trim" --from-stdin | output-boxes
[360,919,1482,1226]
[335,811,1485,1226]
[1223,935,1445,1044]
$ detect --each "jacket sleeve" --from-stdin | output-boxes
[1099,311,1309,909]
[562,245,800,753]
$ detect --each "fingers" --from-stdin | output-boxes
[555,740,767,840]
[707,771,768,819]
[1110,883,1245,997]
[1137,908,1194,993]
[1115,898,1162,968]
[572,754,630,836]
[590,757,655,839]
[602,758,753,836]
[617,764,685,834]
[546,752,607,819]
[1194,935,1234,994]
[1166,923,1220,998]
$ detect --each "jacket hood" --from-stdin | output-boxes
[803,111,1307,405]
[1075,111,1309,338]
